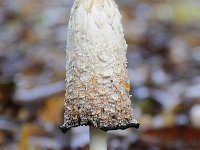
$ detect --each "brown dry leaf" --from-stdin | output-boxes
[77,145,89,150]
[0,131,5,145]
[20,0,41,18]
[139,126,200,149]
[38,93,64,125]
[21,56,45,76]
[18,123,45,150]
[18,108,30,121]
[20,28,39,44]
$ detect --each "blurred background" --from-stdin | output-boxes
[0,0,200,149]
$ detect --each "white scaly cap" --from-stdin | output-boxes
[60,0,139,133]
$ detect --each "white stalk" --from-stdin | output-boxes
[90,127,107,150]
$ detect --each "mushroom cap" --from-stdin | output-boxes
[60,0,139,133]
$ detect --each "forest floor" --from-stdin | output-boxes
[0,0,200,149]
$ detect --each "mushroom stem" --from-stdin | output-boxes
[90,127,107,150]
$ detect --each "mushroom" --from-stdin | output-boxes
[60,0,139,149]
